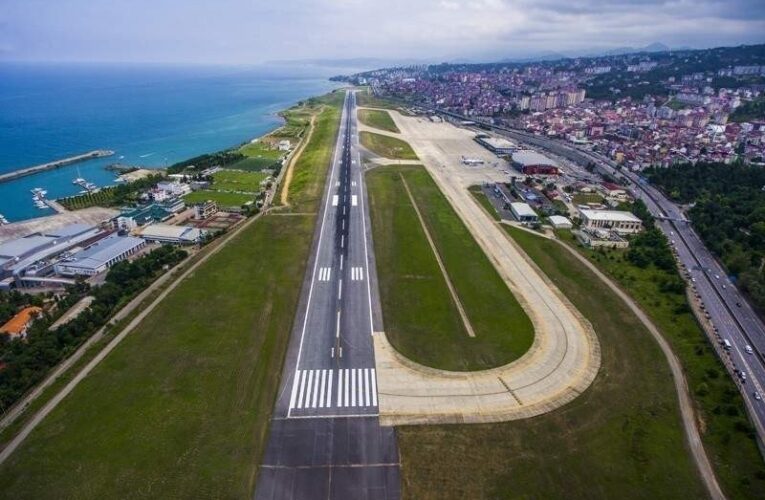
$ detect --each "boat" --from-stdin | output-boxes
[30,187,47,197]
[0,215,9,225]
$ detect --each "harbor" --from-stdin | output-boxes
[0,150,114,184]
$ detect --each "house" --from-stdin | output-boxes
[0,306,43,339]
[278,140,291,151]
[598,182,629,200]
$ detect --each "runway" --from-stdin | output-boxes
[254,91,400,499]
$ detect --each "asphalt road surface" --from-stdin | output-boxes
[255,91,400,500]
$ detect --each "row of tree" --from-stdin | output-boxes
[645,161,765,314]
[0,245,187,412]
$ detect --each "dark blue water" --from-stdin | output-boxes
[0,63,343,222]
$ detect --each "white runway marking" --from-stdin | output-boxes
[318,267,332,282]
[351,195,358,206]
[351,267,364,281]
[332,195,339,206]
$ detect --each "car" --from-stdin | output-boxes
[736,302,742,307]
[722,285,726,289]
[755,392,762,401]
[740,371,747,380]
[715,274,720,279]
[691,277,696,282]
[745,345,753,354]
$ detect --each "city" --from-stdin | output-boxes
[0,1,764,499]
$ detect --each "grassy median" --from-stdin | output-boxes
[359,131,418,160]
[0,91,345,498]
[397,226,706,499]
[358,109,400,133]
[367,165,533,370]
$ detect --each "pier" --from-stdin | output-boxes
[0,150,114,184]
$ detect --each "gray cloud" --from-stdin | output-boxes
[0,0,762,64]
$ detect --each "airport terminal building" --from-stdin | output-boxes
[55,234,146,276]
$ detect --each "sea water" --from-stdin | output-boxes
[0,62,343,222]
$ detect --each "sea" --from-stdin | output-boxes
[0,62,346,223]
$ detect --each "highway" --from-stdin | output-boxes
[255,91,400,499]
[457,117,765,441]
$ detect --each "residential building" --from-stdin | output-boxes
[193,200,219,220]
[0,306,43,339]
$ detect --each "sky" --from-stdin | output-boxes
[1,0,764,65]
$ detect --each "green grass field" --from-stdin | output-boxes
[229,157,280,172]
[359,131,418,160]
[560,232,765,498]
[212,169,269,192]
[397,226,706,499]
[469,186,501,221]
[367,165,533,370]
[573,193,605,204]
[357,109,400,133]
[238,140,284,160]
[284,92,344,212]
[183,190,254,207]
[0,91,346,498]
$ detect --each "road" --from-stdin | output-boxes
[254,91,400,499]
[452,116,765,443]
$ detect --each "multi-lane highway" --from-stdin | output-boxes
[458,117,765,440]
[255,91,400,499]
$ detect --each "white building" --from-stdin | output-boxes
[579,209,643,234]
[138,224,203,245]
[55,234,146,276]
[194,200,218,220]
[510,202,538,223]
[548,215,573,229]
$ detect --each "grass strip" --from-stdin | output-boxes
[397,225,706,499]
[359,131,418,160]
[367,165,532,370]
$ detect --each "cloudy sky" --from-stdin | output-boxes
[1,0,763,64]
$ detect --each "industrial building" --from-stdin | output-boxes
[510,202,539,223]
[138,224,203,245]
[579,209,643,234]
[54,234,146,276]
[511,150,560,175]
[474,134,516,155]
[0,224,104,281]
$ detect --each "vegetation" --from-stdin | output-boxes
[359,131,418,160]
[645,161,765,314]
[211,169,269,193]
[167,151,244,175]
[357,109,400,133]
[0,90,345,498]
[730,97,765,122]
[468,186,500,221]
[573,192,605,205]
[368,165,533,370]
[183,190,255,208]
[58,175,164,210]
[398,225,706,499]
[355,88,400,109]
[0,217,310,498]
[561,219,765,497]
[284,91,345,212]
[0,246,187,413]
